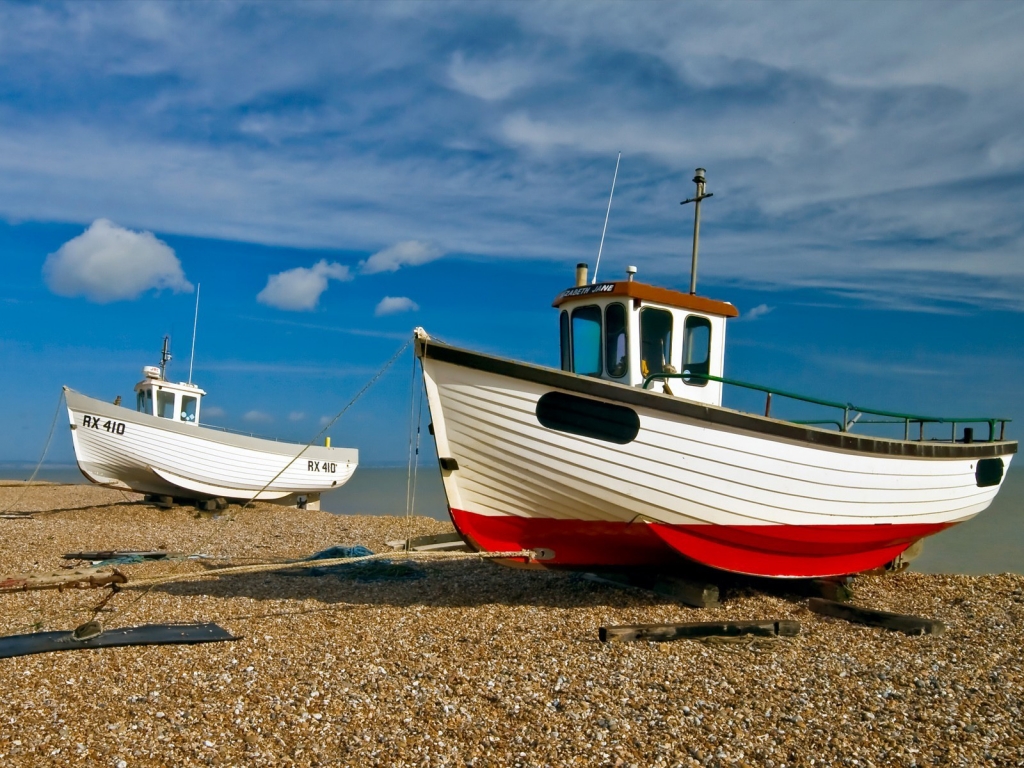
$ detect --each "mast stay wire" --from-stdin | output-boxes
[2,389,65,516]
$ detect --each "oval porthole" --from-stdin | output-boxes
[976,458,1004,488]
[536,391,640,445]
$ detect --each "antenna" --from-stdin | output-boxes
[681,167,713,295]
[591,152,621,285]
[159,335,172,380]
[188,283,200,385]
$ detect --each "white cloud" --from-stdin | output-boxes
[360,241,442,275]
[203,405,226,419]
[374,296,419,317]
[256,259,352,311]
[318,415,332,427]
[42,219,192,303]
[243,410,272,423]
[447,51,537,101]
[288,411,305,422]
[740,304,774,322]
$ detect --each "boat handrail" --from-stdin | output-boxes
[197,422,293,443]
[641,372,1011,442]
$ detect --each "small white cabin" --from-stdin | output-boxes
[133,366,206,426]
[552,266,739,406]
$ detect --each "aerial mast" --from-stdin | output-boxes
[159,335,172,380]
[681,167,713,295]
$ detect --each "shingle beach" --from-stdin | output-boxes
[0,483,1021,767]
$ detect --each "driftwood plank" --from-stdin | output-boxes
[0,568,127,593]
[599,620,800,643]
[807,597,945,636]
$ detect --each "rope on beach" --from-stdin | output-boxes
[125,549,536,589]
[240,338,411,509]
[1,390,65,516]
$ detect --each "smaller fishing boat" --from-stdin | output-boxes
[65,337,357,508]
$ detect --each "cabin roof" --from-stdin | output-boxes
[552,280,740,318]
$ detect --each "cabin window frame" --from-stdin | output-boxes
[640,307,674,379]
[181,395,199,423]
[559,310,572,372]
[604,302,629,379]
[156,389,176,419]
[570,304,604,378]
[682,314,713,387]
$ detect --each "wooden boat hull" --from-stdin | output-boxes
[65,388,357,504]
[416,335,1016,577]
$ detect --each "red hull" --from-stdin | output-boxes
[449,508,953,578]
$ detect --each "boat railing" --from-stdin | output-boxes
[197,422,293,443]
[641,372,1010,443]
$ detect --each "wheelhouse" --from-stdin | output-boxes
[552,265,738,407]
[133,366,206,426]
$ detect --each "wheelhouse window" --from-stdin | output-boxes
[136,391,146,413]
[683,315,712,386]
[571,305,603,377]
[559,311,572,372]
[156,390,175,419]
[181,395,198,423]
[640,308,673,378]
[605,303,628,378]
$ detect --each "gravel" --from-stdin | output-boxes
[0,483,1021,767]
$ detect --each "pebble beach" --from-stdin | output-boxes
[0,483,1021,767]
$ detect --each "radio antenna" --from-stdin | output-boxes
[188,283,200,385]
[591,152,621,284]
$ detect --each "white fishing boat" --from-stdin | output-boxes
[415,169,1016,578]
[65,338,357,508]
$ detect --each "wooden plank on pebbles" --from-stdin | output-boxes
[807,597,945,636]
[600,620,801,643]
[0,568,127,593]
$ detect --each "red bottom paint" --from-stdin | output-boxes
[449,508,954,578]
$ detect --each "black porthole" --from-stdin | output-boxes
[976,458,1004,488]
[536,391,640,445]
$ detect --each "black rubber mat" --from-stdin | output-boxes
[0,623,237,659]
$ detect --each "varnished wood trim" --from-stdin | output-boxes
[552,281,740,318]
[416,339,1017,460]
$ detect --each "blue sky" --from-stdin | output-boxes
[1,1,1022,466]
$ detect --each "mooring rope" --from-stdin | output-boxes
[1,390,65,516]
[126,549,535,589]
[241,338,411,509]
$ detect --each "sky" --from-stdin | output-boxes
[1,1,1022,467]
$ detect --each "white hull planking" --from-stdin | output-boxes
[65,388,357,501]
[422,358,1011,530]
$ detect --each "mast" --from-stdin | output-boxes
[188,283,200,385]
[159,335,172,380]
[681,167,713,295]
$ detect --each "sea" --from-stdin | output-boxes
[1,463,1020,576]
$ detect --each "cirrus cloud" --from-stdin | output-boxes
[374,296,420,317]
[43,219,192,303]
[257,259,352,311]
[360,241,442,275]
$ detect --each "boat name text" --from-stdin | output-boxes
[308,461,337,473]
[559,284,616,300]
[82,415,126,435]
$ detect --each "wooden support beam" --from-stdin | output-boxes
[600,619,800,643]
[810,579,854,603]
[807,598,945,636]
[652,576,720,608]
